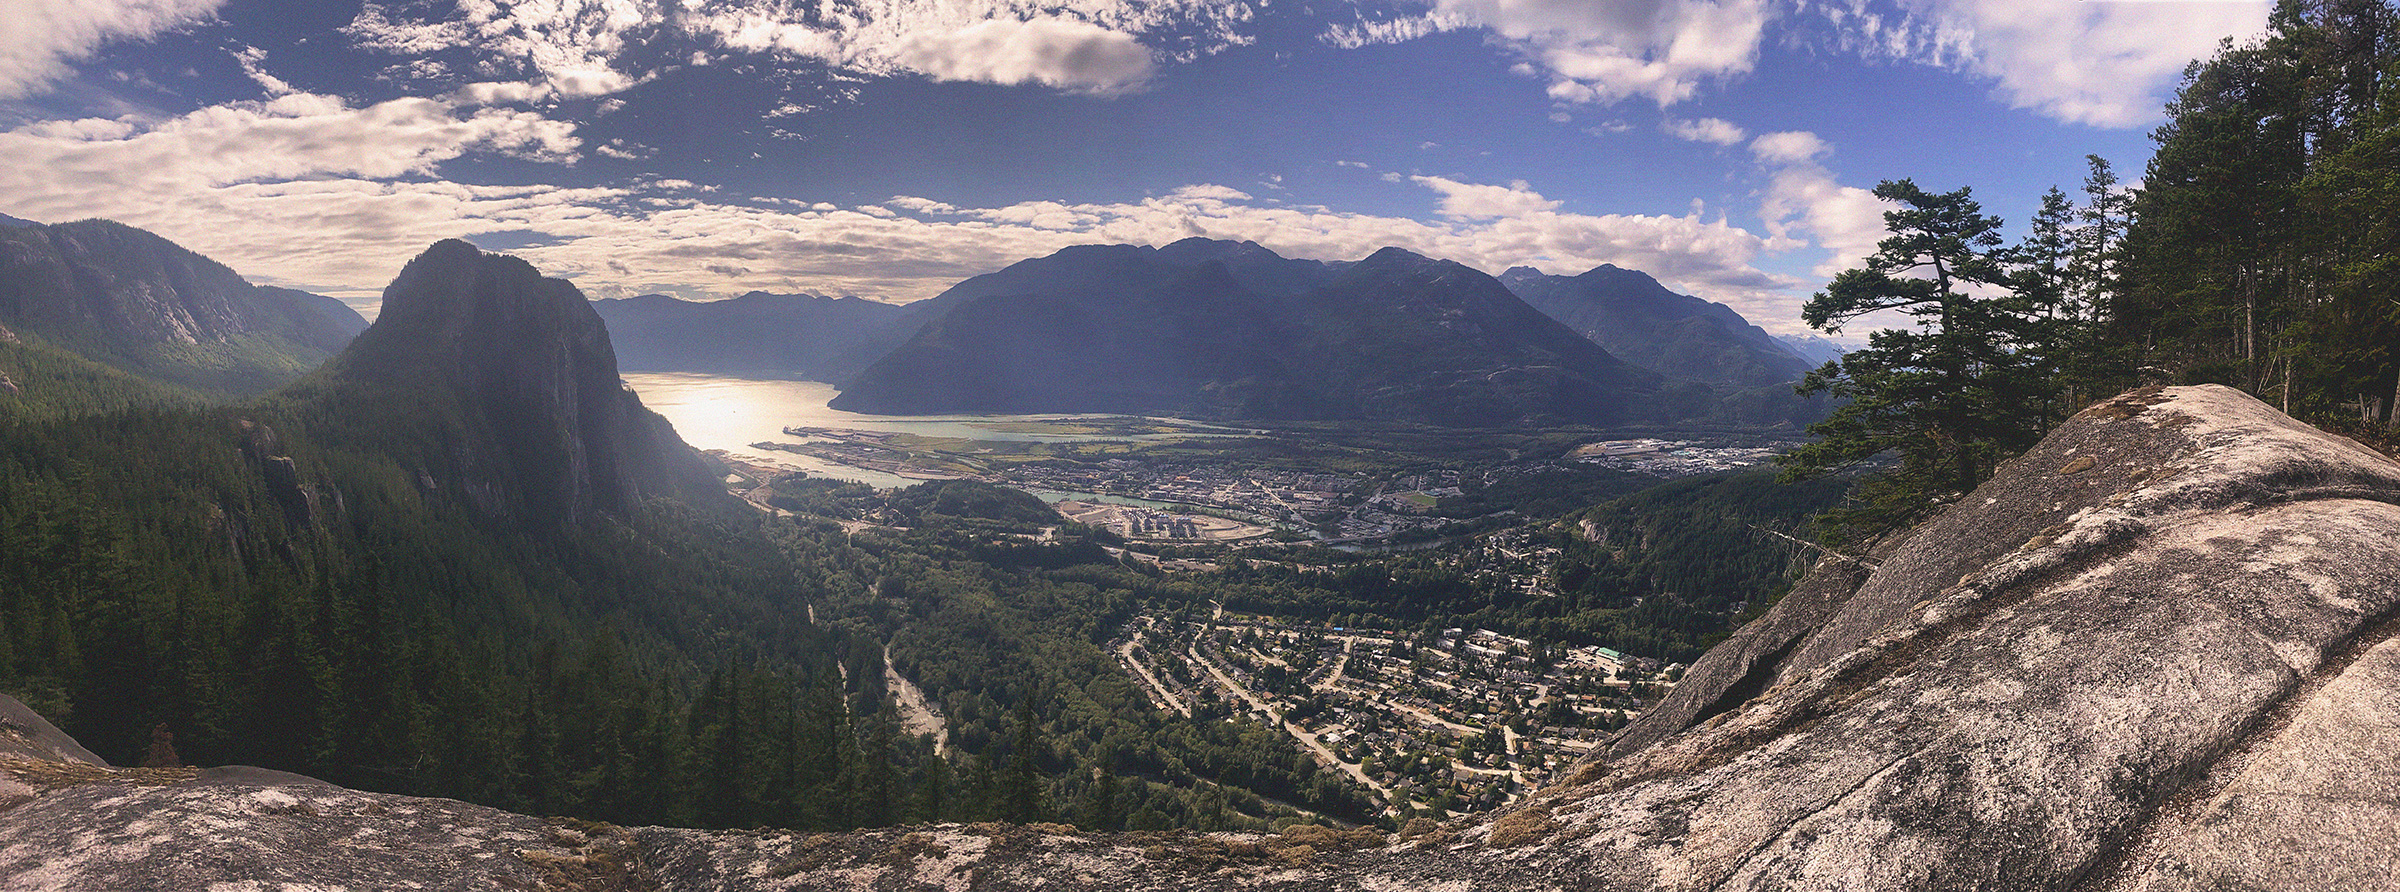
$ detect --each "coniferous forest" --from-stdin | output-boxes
[1780,0,2399,534]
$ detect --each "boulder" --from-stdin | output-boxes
[0,694,107,766]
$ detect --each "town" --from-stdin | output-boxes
[1110,606,1681,820]
[746,422,1793,548]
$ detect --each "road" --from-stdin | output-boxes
[1116,639,1192,717]
[883,645,953,756]
[1386,702,1528,787]
[1188,645,1394,806]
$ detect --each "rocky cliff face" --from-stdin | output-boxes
[310,239,729,522]
[0,219,366,395]
[4,385,2396,890]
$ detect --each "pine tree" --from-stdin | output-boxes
[1079,760,1125,831]
[998,695,1048,823]
[1781,180,2058,536]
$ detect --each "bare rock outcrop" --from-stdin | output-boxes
[0,695,106,767]
[310,239,732,523]
[2,385,2396,890]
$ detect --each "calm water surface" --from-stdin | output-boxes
[622,372,1204,489]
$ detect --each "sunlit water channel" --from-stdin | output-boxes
[621,372,1219,500]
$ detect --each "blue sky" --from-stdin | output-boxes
[0,0,2269,334]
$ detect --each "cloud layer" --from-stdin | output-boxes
[1331,0,1772,106]
[0,0,224,98]
[342,0,1261,96]
[0,93,1816,328]
[1813,0,2272,127]
[1326,0,2265,126]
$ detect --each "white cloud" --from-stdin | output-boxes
[594,138,647,159]
[0,93,579,225]
[342,2,473,55]
[1322,0,2262,125]
[1817,0,2271,127]
[1663,116,1745,145]
[0,0,223,98]
[1333,0,1773,107]
[345,0,1258,99]
[451,81,554,106]
[231,45,295,96]
[888,16,1153,92]
[1170,184,1252,202]
[346,0,657,99]
[1412,176,1563,219]
[547,66,642,98]
[1747,130,1828,164]
[1322,11,1464,50]
[1759,165,1887,277]
[0,106,1809,327]
[1747,130,1888,285]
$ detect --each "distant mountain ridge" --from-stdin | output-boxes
[1773,333,1849,367]
[578,239,1813,428]
[830,238,1663,426]
[0,219,366,397]
[592,290,906,380]
[1499,264,1811,388]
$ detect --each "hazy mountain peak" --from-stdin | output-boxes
[591,285,909,380]
[1503,263,1810,388]
[1357,245,1437,267]
[1154,236,1274,264]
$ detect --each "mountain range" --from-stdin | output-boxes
[590,237,1822,427]
[591,290,906,380]
[828,239,1666,426]
[1772,332,1848,367]
[0,219,365,398]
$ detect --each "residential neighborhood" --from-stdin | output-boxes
[1111,607,1681,819]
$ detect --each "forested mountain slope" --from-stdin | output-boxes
[0,219,364,398]
[0,239,877,826]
